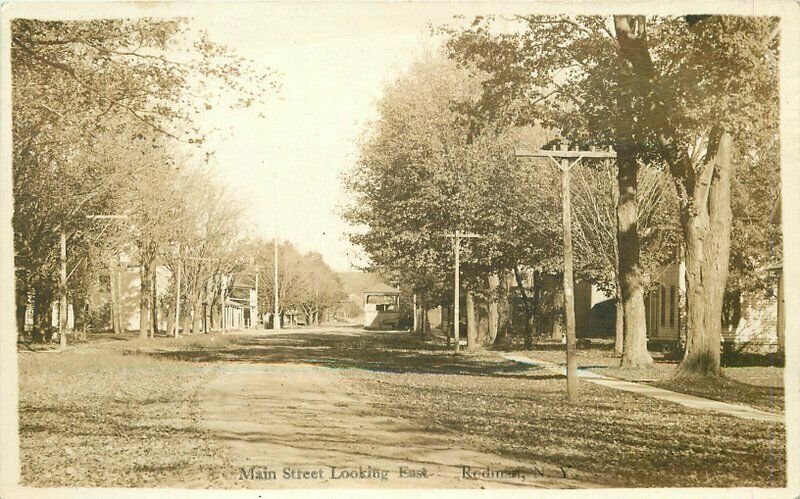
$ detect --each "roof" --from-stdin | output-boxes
[230,274,257,289]
[338,271,399,295]
[364,286,401,295]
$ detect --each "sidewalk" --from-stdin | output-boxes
[501,353,784,424]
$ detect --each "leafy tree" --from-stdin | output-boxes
[441,15,655,367]
[442,15,779,375]
[572,162,680,354]
[613,15,779,376]
[12,18,277,343]
[252,240,345,326]
[345,53,564,350]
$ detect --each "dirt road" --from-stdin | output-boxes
[199,355,596,489]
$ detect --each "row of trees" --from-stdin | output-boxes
[346,15,780,377]
[248,240,348,327]
[12,18,277,344]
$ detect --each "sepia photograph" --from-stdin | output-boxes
[0,1,797,497]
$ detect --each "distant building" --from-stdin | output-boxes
[88,261,171,331]
[363,285,401,329]
[338,272,402,329]
[226,274,258,329]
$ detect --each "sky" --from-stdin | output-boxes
[188,4,484,272]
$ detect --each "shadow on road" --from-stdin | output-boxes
[152,330,556,379]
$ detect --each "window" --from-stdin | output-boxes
[660,286,666,327]
[669,286,676,327]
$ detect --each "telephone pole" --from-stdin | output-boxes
[273,238,281,330]
[515,144,617,402]
[254,269,259,329]
[59,229,67,350]
[440,230,481,353]
[173,247,182,338]
[56,214,128,350]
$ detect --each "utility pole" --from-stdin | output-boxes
[412,293,418,333]
[59,229,68,350]
[173,247,182,338]
[274,238,281,330]
[254,269,259,329]
[221,273,227,335]
[55,214,129,350]
[440,230,481,353]
[516,143,617,402]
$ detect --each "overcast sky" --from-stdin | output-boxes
[190,4,485,271]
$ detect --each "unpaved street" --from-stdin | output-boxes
[198,332,596,489]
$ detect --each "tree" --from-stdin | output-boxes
[251,240,345,326]
[344,53,562,350]
[12,18,277,342]
[442,15,779,374]
[572,162,680,354]
[612,15,779,376]
[441,15,655,367]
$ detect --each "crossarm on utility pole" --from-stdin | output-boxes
[515,149,617,159]
[513,145,617,402]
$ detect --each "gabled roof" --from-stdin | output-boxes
[230,274,257,289]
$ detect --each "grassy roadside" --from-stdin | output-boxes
[344,359,786,488]
[16,330,787,489]
[18,350,236,488]
[152,331,785,488]
[520,343,784,414]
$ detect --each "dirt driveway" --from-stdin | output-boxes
[199,357,597,489]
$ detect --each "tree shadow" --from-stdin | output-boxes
[151,331,548,378]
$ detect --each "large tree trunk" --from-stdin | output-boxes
[614,297,624,356]
[614,281,624,356]
[613,24,652,367]
[465,290,478,351]
[676,132,733,377]
[73,293,86,341]
[617,152,652,368]
[191,300,202,334]
[487,273,499,345]
[613,15,653,368]
[495,271,511,348]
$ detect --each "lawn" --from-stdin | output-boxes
[18,350,237,488]
[16,330,787,489]
[152,331,786,488]
[343,357,786,488]
[518,341,784,414]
